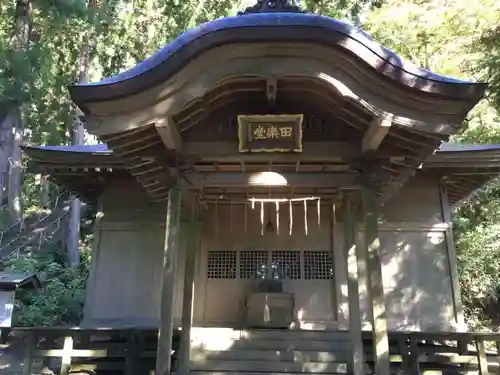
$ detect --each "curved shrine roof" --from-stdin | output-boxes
[42,1,491,206]
[69,10,485,110]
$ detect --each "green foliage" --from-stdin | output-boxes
[454,184,500,329]
[304,0,383,23]
[471,25,500,112]
[3,238,91,327]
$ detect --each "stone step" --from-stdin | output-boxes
[192,338,352,352]
[190,360,348,374]
[191,328,350,343]
[183,372,347,375]
[191,349,351,363]
[236,329,351,342]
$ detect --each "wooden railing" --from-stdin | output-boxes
[362,331,500,375]
[16,327,180,375]
[15,328,500,375]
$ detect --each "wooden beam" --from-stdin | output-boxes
[155,117,182,151]
[156,188,182,375]
[180,171,359,188]
[183,141,406,162]
[361,172,390,375]
[362,115,392,153]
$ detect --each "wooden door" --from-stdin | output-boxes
[201,248,336,328]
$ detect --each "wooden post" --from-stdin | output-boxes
[439,183,466,330]
[125,331,138,375]
[398,335,411,374]
[156,188,182,375]
[178,221,200,375]
[22,333,36,375]
[60,336,73,375]
[361,171,390,375]
[476,337,490,375]
[343,194,365,375]
[409,334,420,375]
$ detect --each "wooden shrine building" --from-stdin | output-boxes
[19,1,500,375]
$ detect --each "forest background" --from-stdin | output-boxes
[0,0,500,330]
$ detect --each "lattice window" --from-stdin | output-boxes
[240,250,268,279]
[304,250,333,280]
[271,250,301,280]
[207,250,236,279]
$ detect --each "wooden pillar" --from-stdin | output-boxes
[178,221,200,375]
[361,171,390,375]
[156,188,182,375]
[343,194,365,375]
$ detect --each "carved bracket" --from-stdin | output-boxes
[350,156,385,191]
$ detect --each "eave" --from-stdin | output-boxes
[23,142,500,207]
[0,272,42,291]
[22,145,128,204]
[423,144,500,205]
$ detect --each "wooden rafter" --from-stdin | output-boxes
[174,79,266,132]
[174,77,358,133]
[100,125,176,201]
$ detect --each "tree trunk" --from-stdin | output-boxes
[7,0,32,222]
[66,6,94,267]
[66,105,85,266]
[39,175,50,208]
[0,110,14,209]
[8,109,24,222]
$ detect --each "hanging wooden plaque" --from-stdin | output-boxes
[238,114,303,153]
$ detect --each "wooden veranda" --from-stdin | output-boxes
[18,328,500,375]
